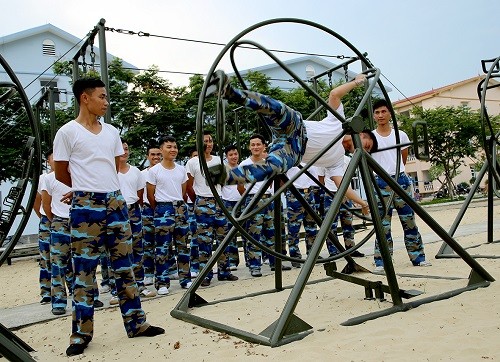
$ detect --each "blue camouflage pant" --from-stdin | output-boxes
[70,190,149,345]
[226,89,307,184]
[50,216,74,309]
[142,204,155,279]
[244,195,275,271]
[194,196,231,280]
[323,194,356,256]
[128,203,145,289]
[373,173,426,266]
[154,201,191,288]
[187,203,199,274]
[38,215,51,298]
[286,189,317,258]
[223,199,240,267]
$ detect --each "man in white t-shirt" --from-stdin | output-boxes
[141,145,162,286]
[285,164,320,267]
[185,131,238,287]
[371,99,430,273]
[239,134,291,277]
[208,70,373,212]
[115,140,156,302]
[146,136,192,295]
[221,144,242,270]
[53,78,164,357]
[41,149,74,316]
[33,167,51,305]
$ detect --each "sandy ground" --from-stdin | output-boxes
[1,198,499,361]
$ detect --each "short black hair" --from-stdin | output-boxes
[72,78,105,105]
[249,133,267,145]
[361,130,378,153]
[373,99,390,111]
[188,148,198,157]
[159,135,176,147]
[224,144,238,155]
[146,143,159,154]
[44,148,53,160]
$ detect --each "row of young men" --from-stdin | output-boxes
[34,74,431,356]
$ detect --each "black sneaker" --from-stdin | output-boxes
[201,279,211,287]
[205,70,231,98]
[207,163,228,186]
[40,296,51,305]
[291,261,302,268]
[351,250,365,258]
[66,342,89,357]
[51,307,66,316]
[217,274,238,281]
[270,265,292,271]
[93,300,104,308]
[133,325,165,338]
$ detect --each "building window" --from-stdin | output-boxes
[42,39,56,56]
[40,80,60,103]
[305,65,316,79]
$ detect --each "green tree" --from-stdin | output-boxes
[400,106,482,198]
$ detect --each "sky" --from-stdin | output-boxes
[1,0,499,101]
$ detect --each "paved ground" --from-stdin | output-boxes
[1,197,498,331]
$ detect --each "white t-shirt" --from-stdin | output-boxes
[37,173,47,216]
[141,168,150,204]
[53,120,124,192]
[42,171,71,218]
[323,155,351,191]
[185,155,222,198]
[118,165,145,205]
[222,184,241,202]
[302,105,345,177]
[286,163,318,189]
[240,157,272,195]
[372,128,410,176]
[146,163,187,202]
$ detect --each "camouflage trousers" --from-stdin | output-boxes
[38,215,52,298]
[154,201,191,288]
[286,189,317,258]
[226,89,307,184]
[70,190,148,345]
[244,195,275,271]
[187,203,199,274]
[323,194,356,255]
[194,196,231,280]
[141,204,155,279]
[222,199,240,267]
[373,173,426,266]
[50,216,74,309]
[99,203,145,293]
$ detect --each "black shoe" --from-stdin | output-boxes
[93,300,104,308]
[51,307,66,316]
[201,279,211,287]
[291,262,302,268]
[40,296,51,305]
[270,265,292,271]
[207,163,228,186]
[217,274,239,281]
[205,70,231,97]
[66,342,89,357]
[250,269,262,277]
[351,250,365,258]
[134,325,165,338]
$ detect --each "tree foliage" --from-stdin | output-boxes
[399,106,482,197]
